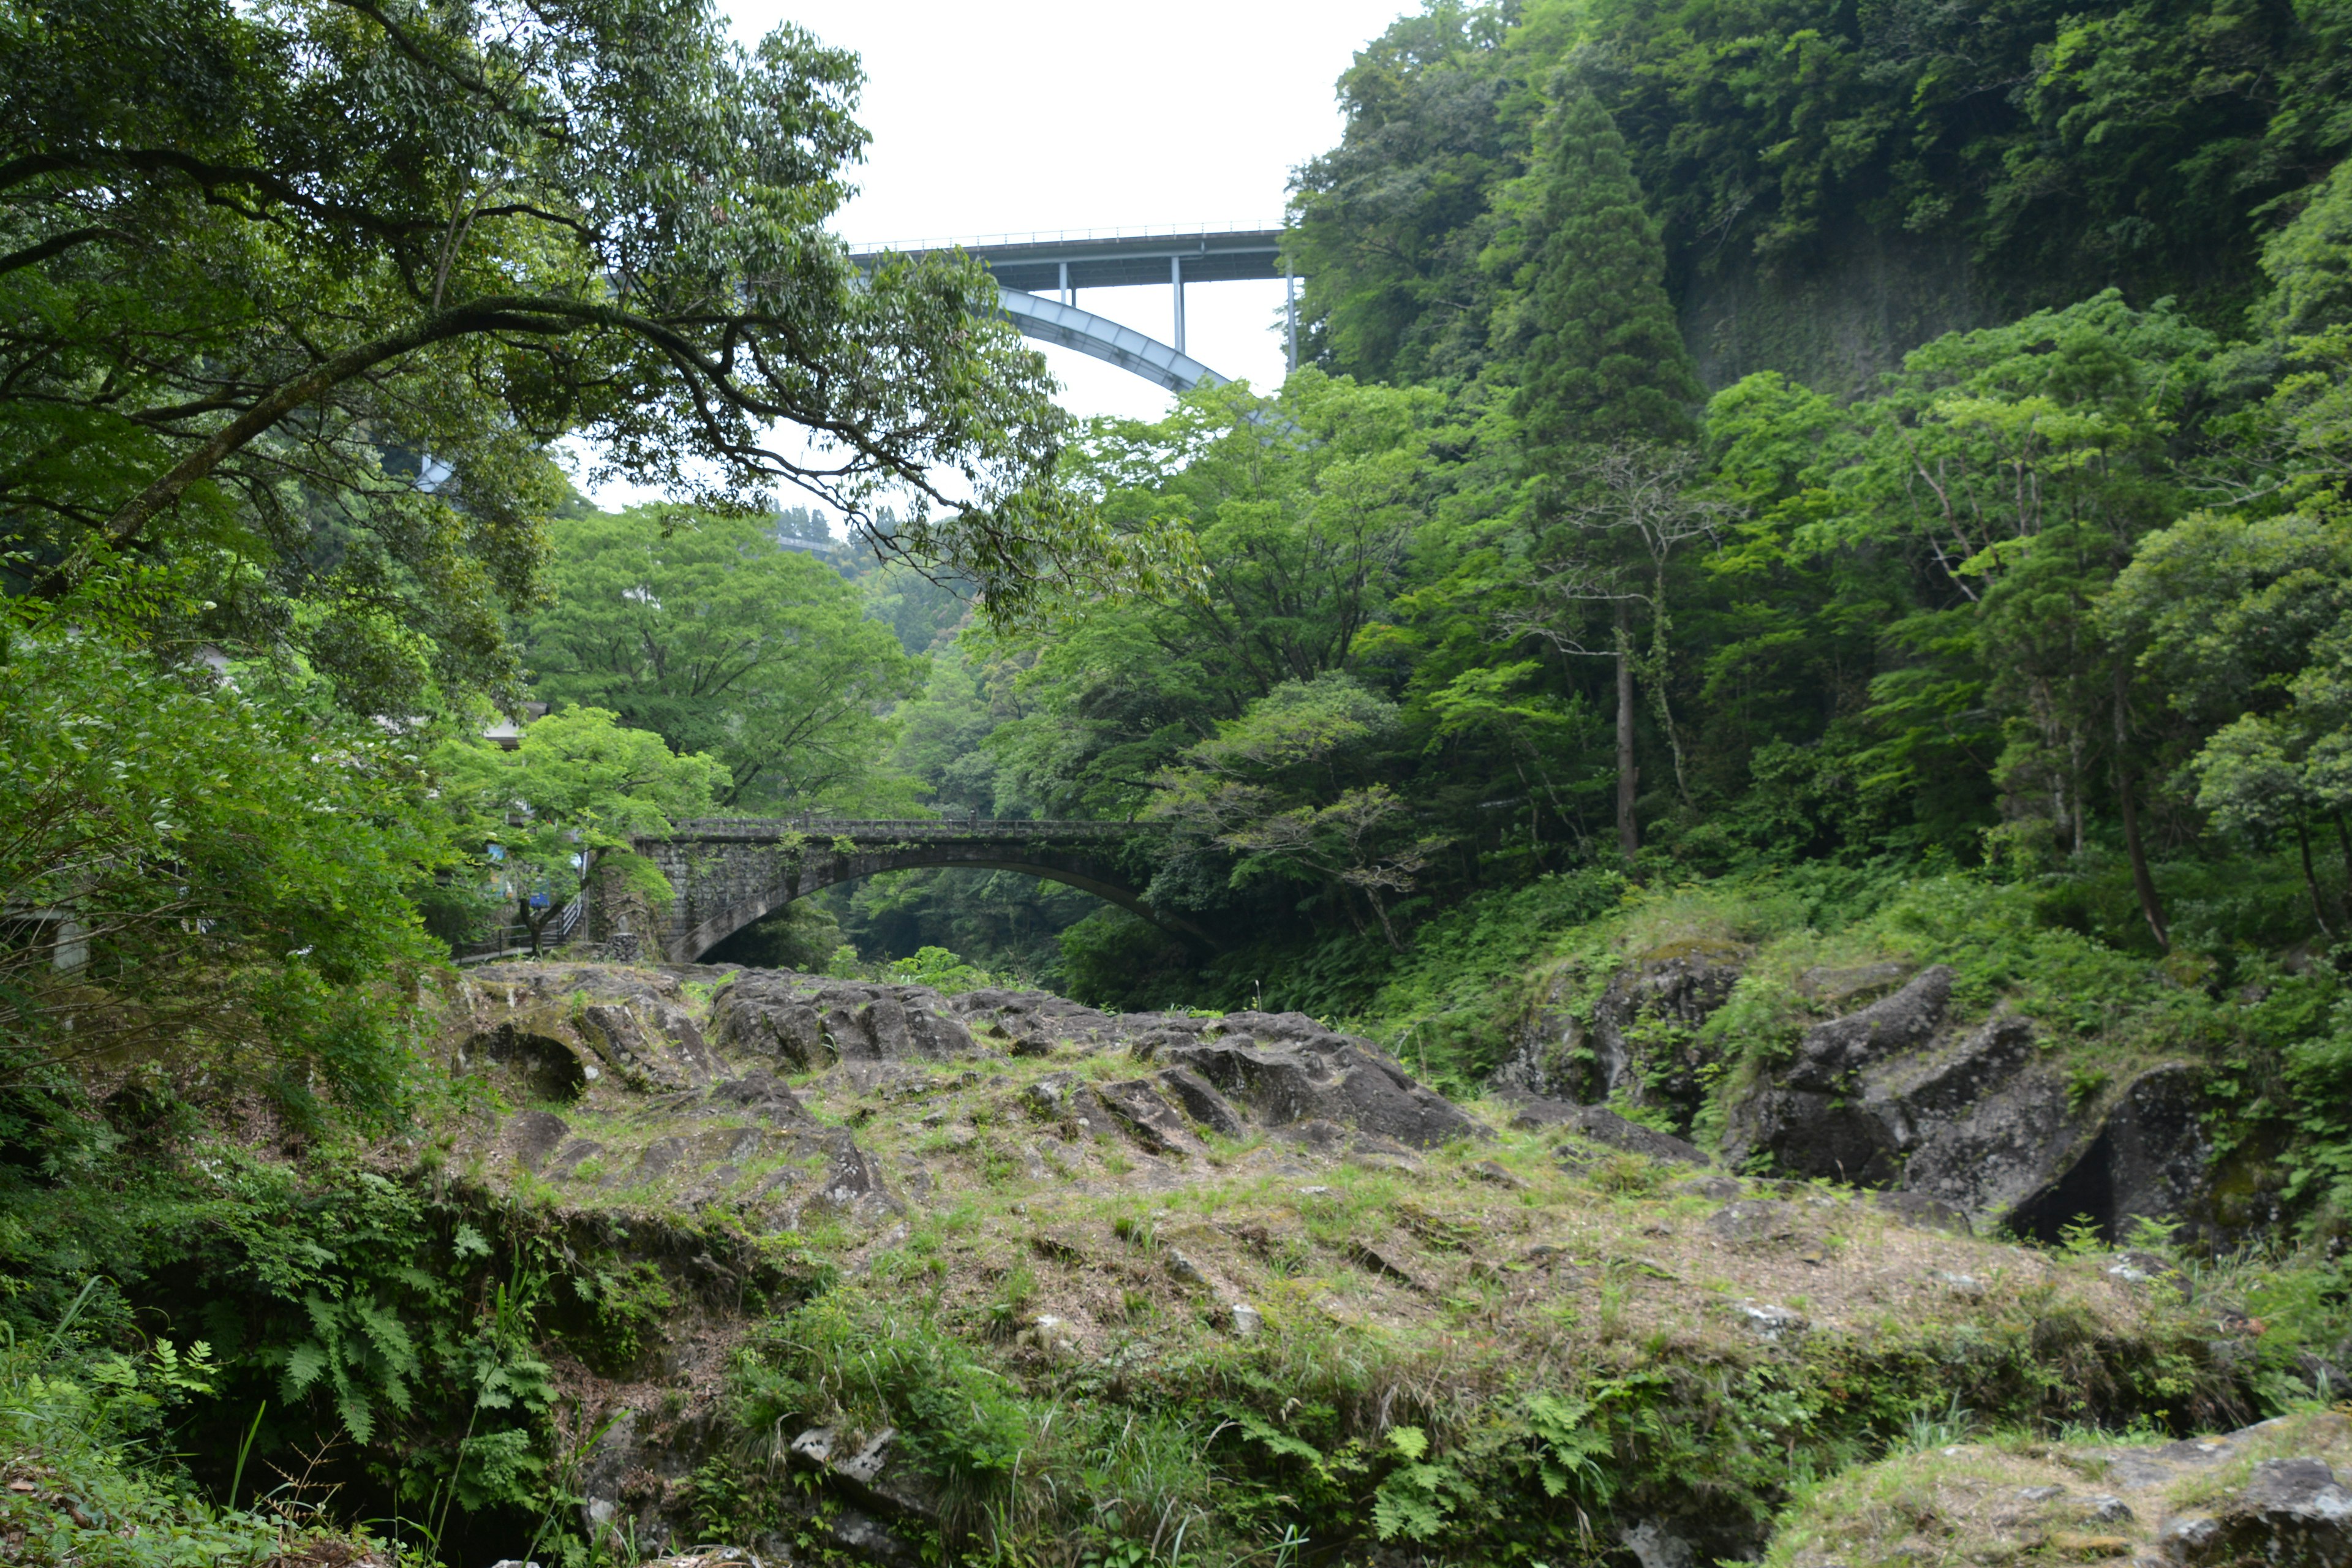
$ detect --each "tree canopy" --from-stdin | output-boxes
[524,506,921,813]
[0,0,1152,717]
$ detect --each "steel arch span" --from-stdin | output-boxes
[993,288,1226,394]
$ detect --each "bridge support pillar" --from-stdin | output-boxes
[1171,254,1185,355]
[1058,259,1071,306]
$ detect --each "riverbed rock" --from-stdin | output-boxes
[1492,940,1746,1129]
[1717,960,2218,1240]
[709,972,978,1075]
[1512,1097,1710,1166]
[2165,1456,2352,1566]
[1780,964,1954,1090]
[1158,1011,1477,1148]
[461,963,718,1093]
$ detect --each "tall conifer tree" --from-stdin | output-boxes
[1512,87,1702,864]
[1513,87,1700,451]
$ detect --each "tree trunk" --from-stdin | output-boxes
[2336,811,2352,914]
[1615,605,1638,867]
[2296,820,2335,941]
[2111,666,2168,952]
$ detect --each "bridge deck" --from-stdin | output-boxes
[850,227,1286,293]
[661,817,1158,842]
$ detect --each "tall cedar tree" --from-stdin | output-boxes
[1512,87,1702,864]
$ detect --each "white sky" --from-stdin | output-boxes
[575,0,1409,514]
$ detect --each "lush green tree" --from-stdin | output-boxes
[1509,89,1703,455]
[987,372,1440,820]
[434,706,726,954]
[0,576,445,1114]
[2108,509,2352,934]
[1150,674,1447,950]
[1286,2,1528,383]
[1507,443,1730,861]
[1,0,1146,719]
[1297,1,2352,390]
[524,506,922,813]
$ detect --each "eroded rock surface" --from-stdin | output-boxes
[1493,940,1745,1128]
[710,972,976,1076]
[459,962,719,1093]
[1717,965,2218,1241]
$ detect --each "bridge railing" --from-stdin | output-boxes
[656,816,1165,841]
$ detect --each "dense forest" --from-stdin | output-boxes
[12,1,2352,1564]
[849,1,2352,1020]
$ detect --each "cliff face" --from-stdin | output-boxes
[1679,224,1992,398]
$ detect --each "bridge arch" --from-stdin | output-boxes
[622,820,1207,963]
[993,289,1226,394]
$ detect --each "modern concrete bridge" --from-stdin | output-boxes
[616,816,1199,962]
[850,225,1295,394]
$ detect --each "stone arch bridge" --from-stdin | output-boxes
[609,817,1197,963]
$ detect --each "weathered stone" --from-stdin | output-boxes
[1516,1099,1710,1166]
[578,1000,715,1090]
[1156,1066,1247,1137]
[1344,1240,1420,1287]
[1621,1517,1698,1568]
[701,1070,814,1126]
[500,1110,573,1170]
[950,988,1131,1050]
[2167,1457,2352,1567]
[1781,965,1954,1090]
[1796,961,1915,1006]
[1891,1064,2082,1221]
[2006,1063,2214,1246]
[1733,1300,1805,1341]
[1097,1079,1204,1157]
[788,1425,944,1529]
[1718,973,1979,1191]
[1165,1248,1212,1289]
[459,1019,592,1101]
[1494,942,1746,1129]
[1474,1160,1530,1190]
[1164,1012,1476,1148]
[709,973,976,1072]
[1707,1200,1798,1243]
[708,976,831,1069]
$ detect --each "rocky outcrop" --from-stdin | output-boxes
[1149,1010,1479,1149]
[1508,1097,1710,1166]
[2165,1455,2352,1566]
[1766,1411,2352,1568]
[1721,965,2222,1243]
[709,970,1476,1152]
[458,962,719,1093]
[709,973,976,1078]
[1493,940,1745,1133]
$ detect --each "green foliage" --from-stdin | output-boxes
[1509,89,1702,453]
[0,0,1147,649]
[0,1325,288,1568]
[1295,0,2352,388]
[524,506,922,813]
[434,705,725,952]
[888,946,1001,997]
[0,578,445,1117]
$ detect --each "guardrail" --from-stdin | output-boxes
[846,221,1284,255]
[657,816,1160,841]
[450,892,582,965]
